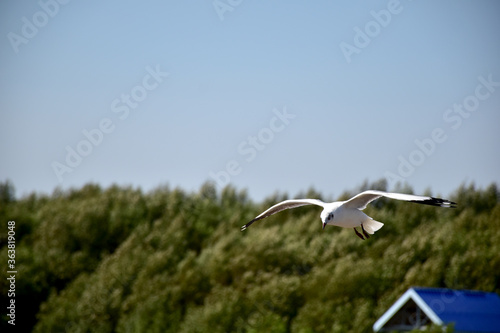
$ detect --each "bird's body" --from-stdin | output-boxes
[323,202,378,229]
[241,190,456,240]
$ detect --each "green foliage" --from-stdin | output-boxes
[0,180,499,332]
[0,179,15,204]
[408,323,454,332]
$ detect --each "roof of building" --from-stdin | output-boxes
[373,287,500,333]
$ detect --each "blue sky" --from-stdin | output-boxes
[1,0,499,201]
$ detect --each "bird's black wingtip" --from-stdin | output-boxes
[412,197,457,208]
[240,218,258,231]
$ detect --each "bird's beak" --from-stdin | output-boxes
[322,222,326,230]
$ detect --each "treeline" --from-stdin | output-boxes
[0,180,499,332]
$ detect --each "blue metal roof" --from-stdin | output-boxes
[413,287,500,333]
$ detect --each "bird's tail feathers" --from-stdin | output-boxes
[363,219,384,234]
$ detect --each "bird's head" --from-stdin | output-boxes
[321,211,334,230]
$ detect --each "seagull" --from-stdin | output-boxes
[241,190,456,240]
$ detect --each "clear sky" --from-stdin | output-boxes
[1,1,499,201]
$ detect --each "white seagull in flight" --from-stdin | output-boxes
[241,190,456,240]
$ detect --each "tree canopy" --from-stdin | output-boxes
[1,180,499,332]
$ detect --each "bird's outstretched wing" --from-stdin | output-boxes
[343,190,457,210]
[241,199,325,231]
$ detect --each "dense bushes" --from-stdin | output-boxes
[0,180,499,332]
